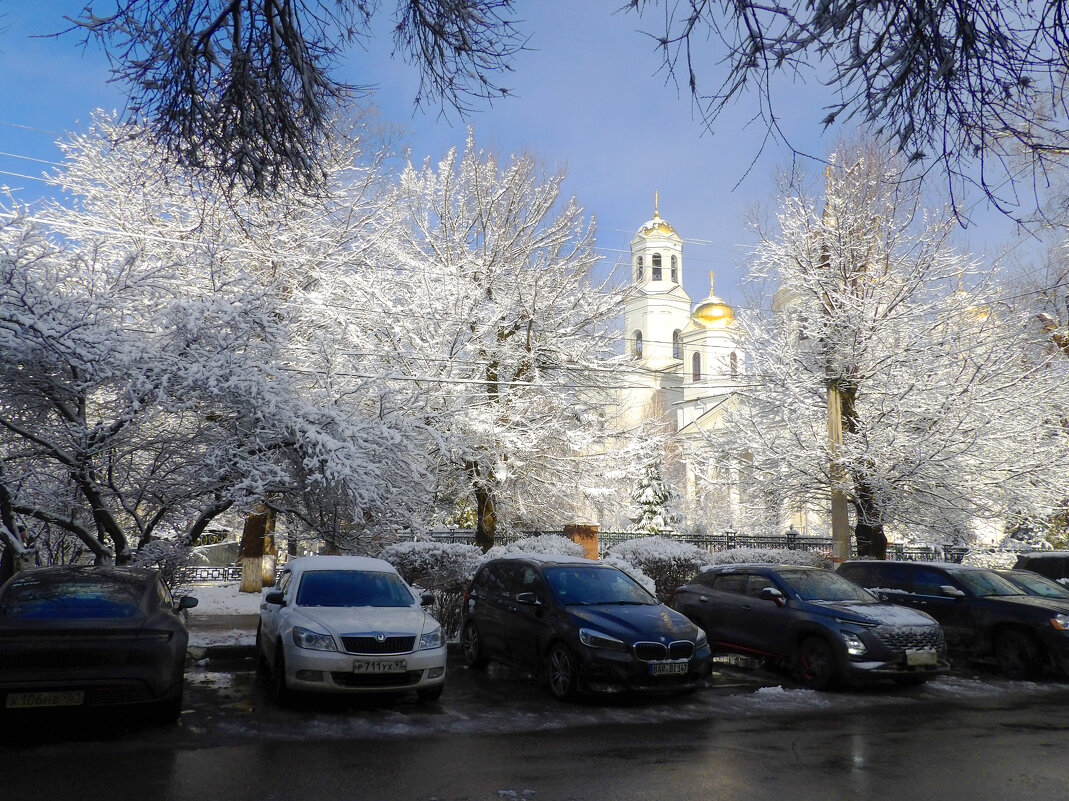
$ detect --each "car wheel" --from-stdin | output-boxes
[461,621,488,669]
[546,642,578,701]
[994,628,1045,679]
[272,644,293,705]
[417,684,444,703]
[795,636,839,690]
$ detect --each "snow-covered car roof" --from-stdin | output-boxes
[282,555,399,576]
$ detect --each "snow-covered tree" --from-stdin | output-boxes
[629,460,678,535]
[365,133,648,549]
[0,114,433,570]
[709,141,1069,555]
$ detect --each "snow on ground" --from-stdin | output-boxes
[184,581,262,648]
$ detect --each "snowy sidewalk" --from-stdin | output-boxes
[184,582,262,661]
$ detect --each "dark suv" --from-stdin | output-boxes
[674,564,948,689]
[461,555,712,699]
[837,560,1069,679]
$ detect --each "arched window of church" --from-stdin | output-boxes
[651,253,662,281]
[634,330,643,359]
[670,255,678,282]
[730,351,738,376]
[672,329,682,359]
[692,352,701,381]
[636,256,644,282]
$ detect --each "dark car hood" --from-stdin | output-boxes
[991,594,1069,614]
[567,603,699,641]
[809,601,938,627]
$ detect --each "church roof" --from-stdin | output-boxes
[635,194,680,240]
[691,271,735,328]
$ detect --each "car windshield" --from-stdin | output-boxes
[545,566,656,606]
[1004,571,1069,599]
[778,569,876,602]
[953,569,1026,597]
[295,570,415,608]
[0,575,143,619]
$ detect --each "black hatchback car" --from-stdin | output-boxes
[0,565,198,723]
[838,560,1069,679]
[675,564,949,689]
[461,555,712,699]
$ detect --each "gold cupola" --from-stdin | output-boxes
[636,191,680,240]
[692,271,735,328]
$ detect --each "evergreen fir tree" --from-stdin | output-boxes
[630,461,678,535]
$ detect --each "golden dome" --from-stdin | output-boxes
[636,192,680,239]
[692,271,735,328]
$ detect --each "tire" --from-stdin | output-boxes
[795,636,839,690]
[994,628,1045,680]
[461,621,488,669]
[546,642,579,701]
[272,644,294,705]
[417,684,444,703]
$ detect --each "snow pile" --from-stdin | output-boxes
[486,535,586,559]
[185,581,264,615]
[705,547,827,568]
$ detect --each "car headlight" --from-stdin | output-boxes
[840,631,867,657]
[695,628,708,647]
[420,626,444,650]
[579,627,629,652]
[291,626,337,651]
[1051,614,1069,631]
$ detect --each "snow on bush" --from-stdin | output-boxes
[133,538,194,593]
[959,548,1019,569]
[379,541,484,639]
[605,536,709,602]
[704,548,829,568]
[485,534,586,559]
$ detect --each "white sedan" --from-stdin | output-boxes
[257,555,447,703]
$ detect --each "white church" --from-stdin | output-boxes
[616,201,759,533]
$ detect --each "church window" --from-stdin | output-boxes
[670,255,678,282]
[730,351,738,376]
[651,253,662,281]
[636,256,644,282]
[633,330,643,359]
[691,352,701,381]
[672,329,682,359]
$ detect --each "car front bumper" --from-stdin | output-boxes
[575,644,713,693]
[282,644,448,694]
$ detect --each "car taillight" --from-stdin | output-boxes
[463,589,470,604]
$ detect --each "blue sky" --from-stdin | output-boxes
[0,3,1032,309]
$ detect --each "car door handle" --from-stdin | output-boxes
[699,595,709,603]
[741,604,752,611]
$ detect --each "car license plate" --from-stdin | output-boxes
[648,661,688,676]
[6,690,85,709]
[353,659,407,674]
[905,648,937,667]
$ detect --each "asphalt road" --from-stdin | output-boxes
[3,655,1069,801]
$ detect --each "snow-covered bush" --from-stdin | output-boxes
[959,548,1020,569]
[379,541,485,639]
[132,538,194,593]
[605,536,709,602]
[485,534,586,559]
[704,548,829,568]
[601,556,657,597]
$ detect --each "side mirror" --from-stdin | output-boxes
[421,591,435,607]
[515,592,542,606]
[264,591,285,606]
[176,596,199,611]
[758,587,786,606]
[940,585,966,599]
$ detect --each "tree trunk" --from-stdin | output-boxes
[473,484,496,552]
[239,506,273,593]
